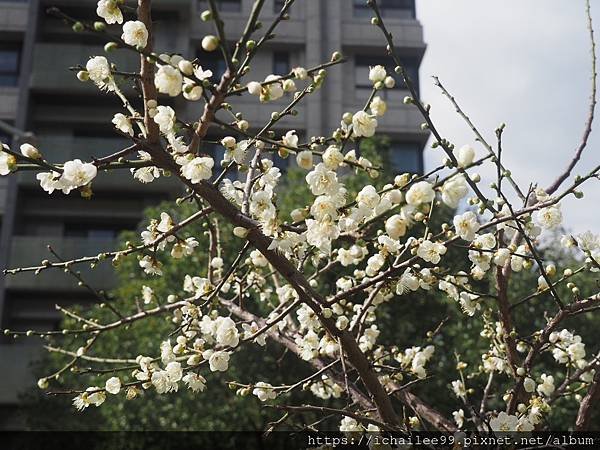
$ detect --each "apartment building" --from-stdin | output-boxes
[0,0,427,426]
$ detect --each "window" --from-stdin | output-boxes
[197,48,227,82]
[198,0,241,13]
[388,142,422,174]
[354,55,419,101]
[353,0,415,19]
[272,52,290,76]
[0,46,20,87]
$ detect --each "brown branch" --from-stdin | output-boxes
[576,366,600,430]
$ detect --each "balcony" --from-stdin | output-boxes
[0,1,28,33]
[5,236,118,291]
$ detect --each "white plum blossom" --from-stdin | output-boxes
[385,214,407,239]
[537,373,555,397]
[306,163,341,196]
[155,65,183,97]
[534,205,563,230]
[242,322,267,346]
[296,150,313,170]
[370,96,387,116]
[396,345,435,379]
[451,380,466,400]
[489,412,519,432]
[247,81,262,96]
[282,130,298,148]
[456,144,475,167]
[405,181,435,206]
[112,113,133,136]
[0,150,16,175]
[60,159,98,191]
[292,66,308,80]
[577,231,600,251]
[260,75,284,101]
[183,372,207,393]
[417,240,447,264]
[352,111,377,137]
[96,0,123,24]
[132,151,160,183]
[441,175,468,208]
[153,105,176,135]
[215,317,240,348]
[356,185,380,210]
[368,65,387,83]
[453,211,479,241]
[194,65,213,81]
[252,382,277,401]
[181,156,214,183]
[322,145,344,170]
[121,21,148,48]
[86,56,115,91]
[139,255,163,276]
[453,409,465,428]
[105,377,121,395]
[207,351,230,372]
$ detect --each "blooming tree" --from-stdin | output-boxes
[2,0,600,433]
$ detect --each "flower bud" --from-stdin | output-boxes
[77,70,89,82]
[201,10,213,21]
[237,119,249,132]
[233,227,248,238]
[178,60,194,76]
[104,41,119,52]
[247,81,262,96]
[202,35,219,52]
[384,76,396,89]
[20,143,41,160]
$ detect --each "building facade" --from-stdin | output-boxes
[0,0,427,426]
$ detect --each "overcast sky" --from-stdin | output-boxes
[417,1,599,233]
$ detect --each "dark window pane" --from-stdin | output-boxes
[0,47,20,87]
[273,52,290,76]
[389,142,422,174]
